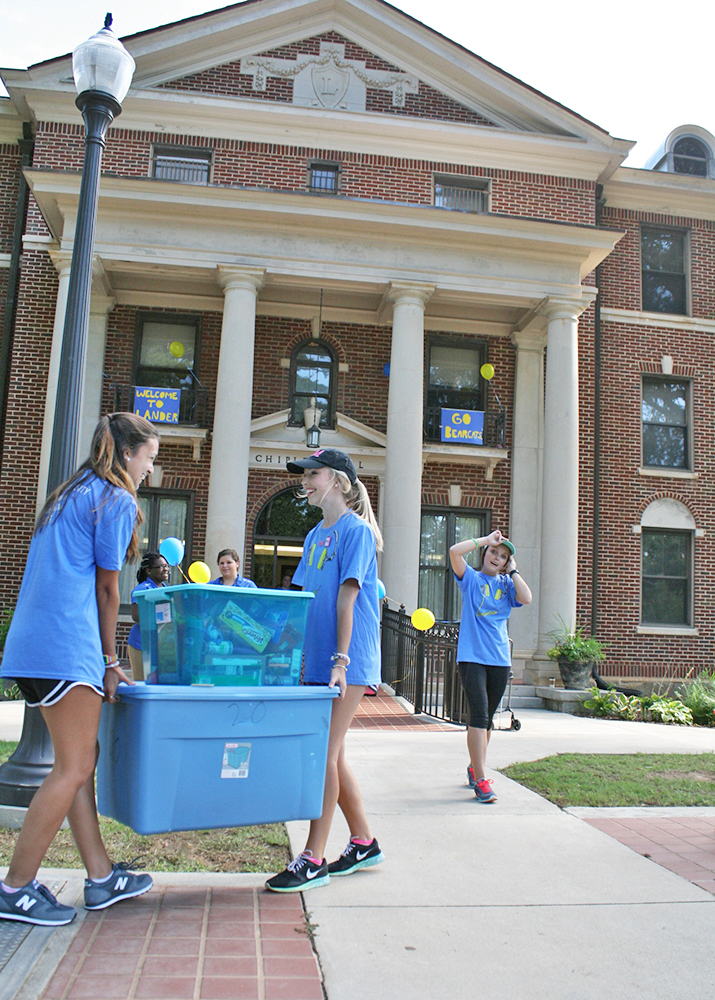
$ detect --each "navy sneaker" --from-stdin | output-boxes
[328,838,385,876]
[265,852,330,893]
[0,880,76,926]
[467,765,477,789]
[474,778,497,803]
[84,861,153,911]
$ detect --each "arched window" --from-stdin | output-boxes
[672,137,708,177]
[289,340,337,427]
[253,488,322,588]
[640,499,695,627]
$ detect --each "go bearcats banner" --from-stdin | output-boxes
[440,408,484,444]
[134,386,181,424]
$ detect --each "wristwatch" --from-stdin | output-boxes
[508,569,519,577]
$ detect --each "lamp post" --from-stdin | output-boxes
[303,396,322,449]
[0,16,135,818]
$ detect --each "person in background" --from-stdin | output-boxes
[449,529,532,804]
[0,413,156,926]
[265,448,384,893]
[210,548,257,588]
[126,552,170,680]
[279,572,294,590]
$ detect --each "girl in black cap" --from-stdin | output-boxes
[266,449,385,892]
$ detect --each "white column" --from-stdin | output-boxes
[37,252,72,510]
[79,294,115,460]
[205,266,265,569]
[537,299,582,654]
[381,281,434,611]
[508,329,546,662]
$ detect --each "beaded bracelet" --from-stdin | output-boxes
[331,653,350,669]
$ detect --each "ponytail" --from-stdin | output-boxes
[335,472,383,552]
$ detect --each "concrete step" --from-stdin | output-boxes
[505,695,544,710]
[510,684,537,697]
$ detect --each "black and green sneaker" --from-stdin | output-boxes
[327,838,385,877]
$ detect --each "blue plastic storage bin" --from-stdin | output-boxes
[97,683,338,834]
[135,584,313,686]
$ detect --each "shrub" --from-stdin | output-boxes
[546,619,606,663]
[645,695,693,726]
[677,670,715,727]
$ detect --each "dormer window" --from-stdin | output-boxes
[672,137,708,177]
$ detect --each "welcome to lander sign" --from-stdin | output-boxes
[440,408,484,444]
[134,387,181,424]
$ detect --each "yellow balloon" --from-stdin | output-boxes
[411,608,436,631]
[169,341,185,359]
[480,363,495,381]
[188,561,212,584]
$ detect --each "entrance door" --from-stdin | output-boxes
[419,508,488,620]
[253,489,322,588]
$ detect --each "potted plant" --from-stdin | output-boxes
[546,619,606,689]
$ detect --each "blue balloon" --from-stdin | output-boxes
[377,579,386,600]
[159,536,185,566]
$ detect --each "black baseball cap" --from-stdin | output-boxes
[286,448,357,483]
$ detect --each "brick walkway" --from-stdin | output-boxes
[350,687,455,731]
[584,815,715,896]
[40,886,322,1000]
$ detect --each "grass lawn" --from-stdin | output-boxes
[0,740,291,873]
[500,752,715,808]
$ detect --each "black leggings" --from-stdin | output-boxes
[458,662,509,730]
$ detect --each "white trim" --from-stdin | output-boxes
[636,626,699,637]
[601,308,715,334]
[602,166,715,221]
[638,468,698,480]
[0,252,12,269]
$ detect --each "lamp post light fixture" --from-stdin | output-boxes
[0,16,135,819]
[304,396,322,449]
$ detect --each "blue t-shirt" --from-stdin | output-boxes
[127,578,161,650]
[210,576,257,589]
[293,510,380,687]
[455,564,521,667]
[2,474,136,687]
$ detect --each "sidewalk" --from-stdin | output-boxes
[1,698,714,999]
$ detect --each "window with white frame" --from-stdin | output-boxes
[672,137,709,177]
[641,377,690,470]
[641,227,688,314]
[640,499,695,627]
[433,175,489,213]
[289,340,337,427]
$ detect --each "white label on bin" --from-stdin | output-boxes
[222,742,251,779]
[155,602,172,624]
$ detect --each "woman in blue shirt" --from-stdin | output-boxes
[210,548,257,588]
[450,529,532,804]
[266,449,384,893]
[0,413,157,926]
[127,551,170,679]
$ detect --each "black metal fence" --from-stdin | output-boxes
[380,604,468,724]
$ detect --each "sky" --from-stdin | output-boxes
[0,0,712,167]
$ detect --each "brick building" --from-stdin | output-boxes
[0,0,713,683]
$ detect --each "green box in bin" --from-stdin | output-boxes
[97,684,339,834]
[135,584,313,686]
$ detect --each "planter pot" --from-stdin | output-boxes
[558,658,595,690]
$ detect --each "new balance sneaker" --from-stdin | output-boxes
[84,861,153,911]
[467,765,477,789]
[265,852,330,893]
[0,880,76,926]
[327,838,385,876]
[474,778,497,804]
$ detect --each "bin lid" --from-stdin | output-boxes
[134,584,315,603]
[113,682,339,702]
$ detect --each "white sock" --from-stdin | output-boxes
[1,882,21,893]
[90,870,113,884]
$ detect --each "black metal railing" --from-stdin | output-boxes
[112,383,209,427]
[423,405,506,449]
[381,604,468,724]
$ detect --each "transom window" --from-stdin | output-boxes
[641,529,691,626]
[424,338,486,441]
[308,162,340,194]
[152,146,211,185]
[289,340,337,427]
[672,137,708,177]
[641,377,690,470]
[641,227,687,315]
[433,175,489,213]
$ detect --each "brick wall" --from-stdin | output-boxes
[0,143,21,254]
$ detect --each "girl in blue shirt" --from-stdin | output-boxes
[450,529,532,804]
[266,448,384,892]
[127,551,170,679]
[0,413,157,926]
[210,548,257,588]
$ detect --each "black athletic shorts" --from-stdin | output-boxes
[6,677,105,708]
[457,662,509,730]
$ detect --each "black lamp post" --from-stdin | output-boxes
[0,15,135,814]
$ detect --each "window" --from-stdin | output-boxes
[118,490,194,608]
[672,137,708,177]
[308,162,340,194]
[152,146,211,184]
[642,529,691,626]
[289,340,337,427]
[641,227,687,314]
[642,377,690,469]
[424,338,486,441]
[433,175,489,213]
[420,509,488,620]
[253,488,323,589]
[134,314,201,424]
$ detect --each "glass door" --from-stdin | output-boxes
[419,509,488,620]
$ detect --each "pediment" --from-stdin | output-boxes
[251,409,386,449]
